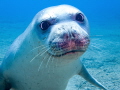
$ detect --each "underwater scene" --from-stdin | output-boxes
[0,0,120,90]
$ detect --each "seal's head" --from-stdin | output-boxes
[31,5,90,59]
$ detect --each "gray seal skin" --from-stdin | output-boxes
[0,5,107,90]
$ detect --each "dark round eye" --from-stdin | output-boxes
[40,21,51,30]
[75,13,84,22]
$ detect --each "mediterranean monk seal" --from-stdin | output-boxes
[0,5,107,90]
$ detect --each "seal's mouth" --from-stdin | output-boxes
[48,37,90,57]
[51,49,85,57]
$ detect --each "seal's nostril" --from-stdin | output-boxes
[62,32,79,40]
[61,33,69,39]
[71,32,77,38]
[64,34,69,39]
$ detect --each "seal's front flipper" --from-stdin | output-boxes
[78,64,107,90]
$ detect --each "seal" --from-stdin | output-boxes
[0,5,107,90]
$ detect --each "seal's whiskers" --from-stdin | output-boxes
[30,52,42,62]
[30,45,45,52]
[46,55,52,68]
[38,56,48,71]
[30,47,50,62]
[39,48,50,56]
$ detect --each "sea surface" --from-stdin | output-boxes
[0,0,120,90]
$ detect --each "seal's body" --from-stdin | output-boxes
[0,5,106,90]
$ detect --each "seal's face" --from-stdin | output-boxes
[34,5,90,58]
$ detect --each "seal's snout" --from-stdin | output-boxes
[48,29,90,57]
[58,33,89,50]
[60,32,89,48]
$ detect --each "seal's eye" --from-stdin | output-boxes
[75,13,84,22]
[40,21,51,30]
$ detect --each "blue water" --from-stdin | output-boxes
[0,0,120,89]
